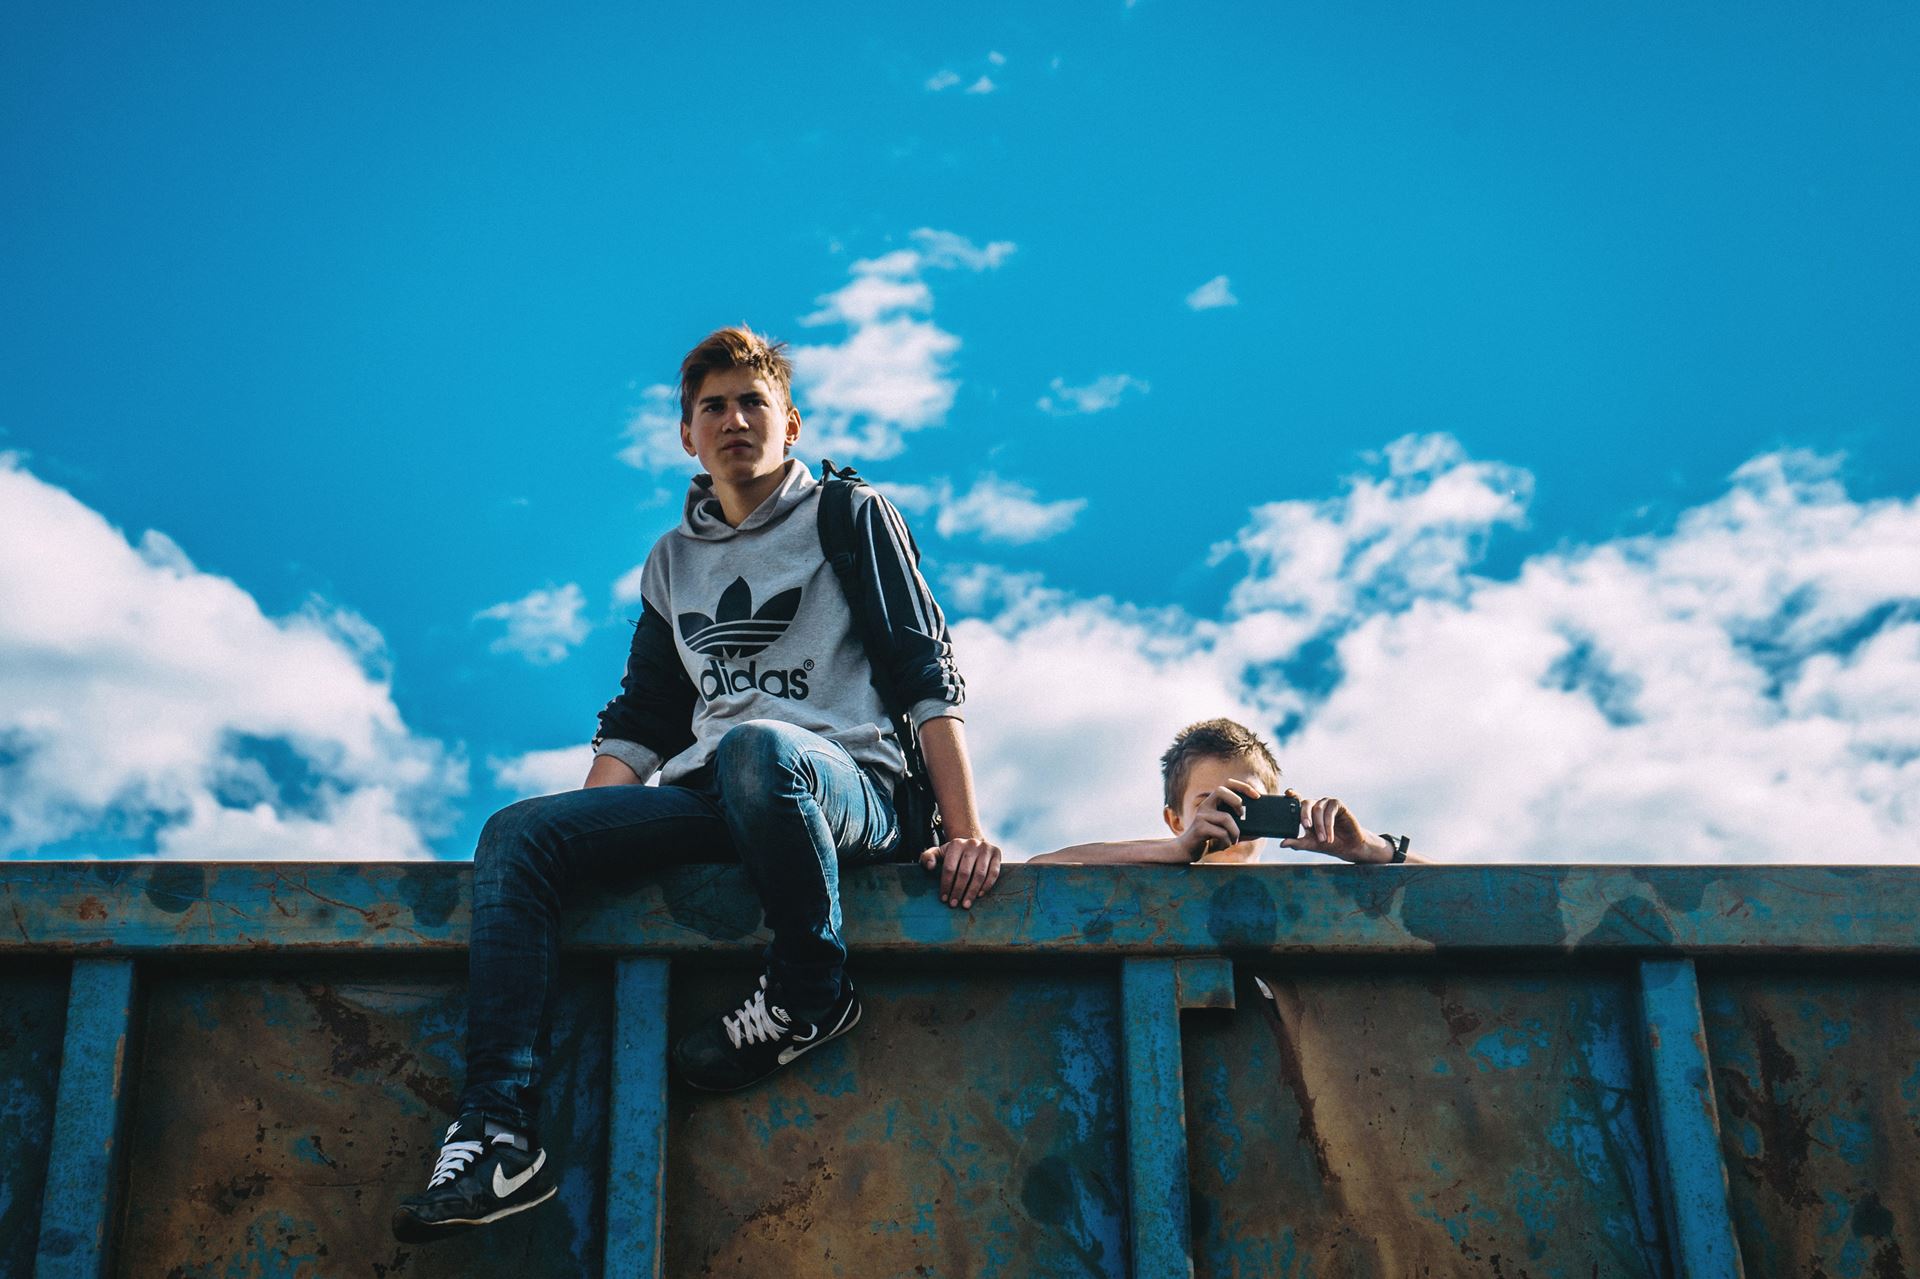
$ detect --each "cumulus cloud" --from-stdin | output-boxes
[0,455,464,858]
[952,438,1920,863]
[1037,374,1149,416]
[888,475,1087,544]
[926,70,961,92]
[792,229,1014,459]
[965,76,996,95]
[491,745,594,799]
[617,384,695,473]
[1185,274,1238,310]
[475,583,591,665]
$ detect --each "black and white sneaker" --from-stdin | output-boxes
[674,974,861,1092]
[391,1115,556,1244]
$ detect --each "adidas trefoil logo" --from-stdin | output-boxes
[679,578,813,702]
[678,578,802,658]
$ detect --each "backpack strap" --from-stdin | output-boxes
[817,458,862,590]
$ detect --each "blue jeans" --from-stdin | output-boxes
[458,720,901,1132]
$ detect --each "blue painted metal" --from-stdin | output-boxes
[1186,967,1668,1277]
[1123,957,1193,1279]
[1639,958,1743,1279]
[1174,957,1235,1010]
[608,957,669,1279]
[1697,967,1920,1278]
[34,958,136,1279]
[0,965,68,1276]
[661,963,1127,1276]
[6,862,1920,954]
[0,864,1914,1274]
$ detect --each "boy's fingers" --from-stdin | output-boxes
[952,843,987,907]
[918,847,939,870]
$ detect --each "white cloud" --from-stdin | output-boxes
[926,70,961,92]
[1185,274,1238,310]
[475,583,591,665]
[791,228,1014,459]
[1037,374,1149,416]
[953,439,1920,863]
[965,76,996,95]
[617,384,695,473]
[0,455,464,858]
[889,475,1087,544]
[909,227,1016,272]
[988,51,1007,66]
[491,745,593,799]
[612,563,649,606]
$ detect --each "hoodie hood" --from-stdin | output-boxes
[681,458,817,541]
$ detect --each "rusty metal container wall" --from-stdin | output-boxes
[0,965,69,1273]
[112,964,610,1277]
[1182,968,1667,1278]
[6,863,1920,1276]
[1700,967,1920,1278]
[662,963,1127,1278]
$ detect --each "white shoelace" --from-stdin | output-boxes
[723,984,788,1048]
[427,1128,520,1188]
[429,1140,483,1188]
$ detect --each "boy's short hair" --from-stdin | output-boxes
[1160,718,1282,809]
[677,326,795,424]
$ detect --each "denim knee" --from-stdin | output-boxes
[473,796,562,899]
[714,719,805,796]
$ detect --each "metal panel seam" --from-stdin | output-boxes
[1638,958,1744,1279]
[33,958,137,1279]
[1123,957,1193,1279]
[607,957,670,1279]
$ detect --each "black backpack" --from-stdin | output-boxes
[815,459,945,857]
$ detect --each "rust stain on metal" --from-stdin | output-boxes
[1702,970,1920,1278]
[75,896,106,921]
[1715,1013,1817,1209]
[298,981,456,1116]
[1251,975,1340,1185]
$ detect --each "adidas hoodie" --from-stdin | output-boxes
[593,459,964,788]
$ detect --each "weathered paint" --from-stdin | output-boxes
[1184,967,1668,1277]
[662,963,1126,1277]
[0,965,69,1276]
[607,957,669,1279]
[0,864,1916,1274]
[113,963,608,1277]
[1175,957,1237,1011]
[35,959,136,1279]
[1125,957,1194,1278]
[1638,959,1743,1278]
[6,863,1920,955]
[1700,966,1920,1279]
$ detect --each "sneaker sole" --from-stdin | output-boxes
[391,1185,558,1244]
[683,999,862,1093]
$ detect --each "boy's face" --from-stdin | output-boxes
[1164,753,1267,862]
[681,366,800,488]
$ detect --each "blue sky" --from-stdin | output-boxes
[4,3,1917,860]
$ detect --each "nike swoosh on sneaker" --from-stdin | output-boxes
[777,1025,823,1065]
[492,1149,547,1199]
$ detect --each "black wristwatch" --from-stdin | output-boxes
[1380,833,1410,864]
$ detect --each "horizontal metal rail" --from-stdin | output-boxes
[3,862,1916,956]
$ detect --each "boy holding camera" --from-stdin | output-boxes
[1028,717,1421,865]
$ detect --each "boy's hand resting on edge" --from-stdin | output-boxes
[918,837,1003,909]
